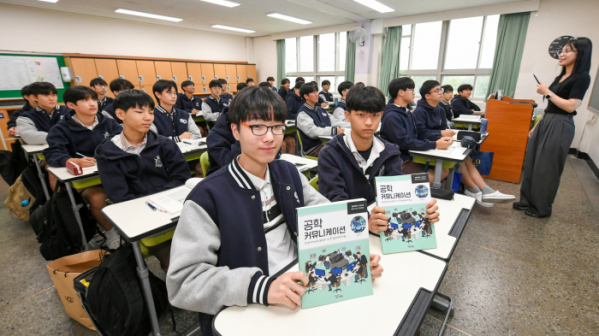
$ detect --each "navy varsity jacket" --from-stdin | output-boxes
[206,110,240,176]
[451,95,480,117]
[285,91,302,120]
[102,103,121,124]
[412,99,448,141]
[296,103,336,154]
[7,103,33,130]
[153,106,192,142]
[278,87,289,101]
[97,96,114,113]
[175,93,202,113]
[319,90,334,103]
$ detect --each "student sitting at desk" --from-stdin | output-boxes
[167,86,384,336]
[297,82,345,157]
[451,84,484,116]
[319,79,334,104]
[379,77,450,184]
[267,76,277,92]
[90,77,113,112]
[330,81,353,128]
[151,80,203,143]
[219,78,234,106]
[246,78,255,86]
[17,82,71,145]
[318,84,440,233]
[236,82,248,93]
[278,78,290,101]
[285,81,303,120]
[307,271,317,289]
[7,84,37,137]
[326,271,338,291]
[102,79,135,123]
[175,80,202,115]
[44,85,123,249]
[311,81,330,108]
[95,90,191,270]
[202,80,226,126]
[439,84,455,124]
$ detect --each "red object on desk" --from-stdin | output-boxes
[66,161,83,176]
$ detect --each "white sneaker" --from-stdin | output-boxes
[464,189,494,207]
[105,235,121,250]
[482,190,516,203]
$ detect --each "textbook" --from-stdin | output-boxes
[375,173,436,254]
[297,198,373,309]
[147,178,203,214]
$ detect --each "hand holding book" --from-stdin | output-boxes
[267,271,308,310]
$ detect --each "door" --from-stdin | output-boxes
[171,62,188,85]
[136,61,157,86]
[69,58,98,86]
[116,60,140,86]
[200,64,215,84]
[225,64,238,84]
[94,59,119,97]
[154,61,173,82]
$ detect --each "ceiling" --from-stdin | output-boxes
[1,0,526,37]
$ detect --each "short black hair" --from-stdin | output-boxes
[321,80,331,86]
[441,85,453,93]
[237,82,248,91]
[112,89,155,112]
[246,78,254,84]
[228,86,287,125]
[20,84,31,98]
[337,81,354,95]
[152,80,177,102]
[294,81,303,90]
[388,77,415,99]
[258,81,271,88]
[219,78,228,85]
[29,82,57,96]
[267,76,275,82]
[457,84,473,93]
[346,85,385,113]
[281,78,290,85]
[181,80,194,89]
[299,83,318,101]
[295,77,305,83]
[419,80,441,98]
[209,79,222,88]
[63,85,98,105]
[109,79,134,93]
[90,77,107,87]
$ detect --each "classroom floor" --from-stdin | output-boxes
[0,158,598,336]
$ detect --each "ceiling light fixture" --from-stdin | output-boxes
[353,0,395,13]
[115,9,183,22]
[267,13,312,25]
[201,0,240,8]
[38,0,59,3]
[212,25,255,33]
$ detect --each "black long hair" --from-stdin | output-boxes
[560,37,592,78]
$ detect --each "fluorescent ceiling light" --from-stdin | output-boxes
[201,0,240,8]
[212,25,255,33]
[353,0,395,13]
[38,0,59,3]
[115,9,183,22]
[267,13,312,25]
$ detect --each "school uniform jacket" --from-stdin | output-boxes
[319,91,334,103]
[380,102,436,161]
[101,103,121,124]
[202,95,226,123]
[16,106,72,145]
[278,87,289,101]
[152,106,202,143]
[271,86,278,93]
[7,103,33,130]
[95,131,191,203]
[97,96,113,113]
[285,91,302,120]
[412,99,448,141]
[175,93,202,113]
[166,158,328,334]
[43,111,122,167]
[439,100,454,122]
[318,134,403,205]
[206,110,240,176]
[450,95,480,117]
[220,93,234,107]
[296,103,337,154]
[331,98,350,128]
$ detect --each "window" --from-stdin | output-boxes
[398,15,500,99]
[285,32,347,97]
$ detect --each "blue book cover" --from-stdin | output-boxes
[375,173,437,254]
[297,199,373,309]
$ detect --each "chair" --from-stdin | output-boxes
[358,268,366,284]
[309,175,319,191]
[296,130,318,161]
[200,152,210,177]
[334,277,342,293]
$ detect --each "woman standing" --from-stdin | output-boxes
[515,37,593,217]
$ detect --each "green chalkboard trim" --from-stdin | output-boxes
[0,53,71,103]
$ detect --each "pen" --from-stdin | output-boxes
[146,201,157,211]
[76,152,86,158]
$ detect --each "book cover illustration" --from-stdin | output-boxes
[375,173,436,254]
[297,199,373,309]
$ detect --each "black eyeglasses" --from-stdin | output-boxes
[240,122,287,135]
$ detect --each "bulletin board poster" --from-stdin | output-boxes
[0,56,64,91]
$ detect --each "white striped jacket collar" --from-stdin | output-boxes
[156,105,177,114]
[303,103,315,111]
[228,156,257,190]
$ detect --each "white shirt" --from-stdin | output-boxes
[344,132,385,177]
[72,115,99,131]
[111,130,148,155]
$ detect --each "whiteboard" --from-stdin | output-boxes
[0,56,64,91]
[588,66,599,116]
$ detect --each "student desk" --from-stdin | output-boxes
[452,115,481,131]
[285,119,297,135]
[213,234,448,336]
[409,142,473,190]
[177,139,208,162]
[191,111,205,123]
[21,144,51,200]
[279,154,318,177]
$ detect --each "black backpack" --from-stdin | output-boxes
[0,141,28,186]
[20,161,48,212]
[29,183,97,260]
[85,243,169,336]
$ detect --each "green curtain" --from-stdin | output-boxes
[378,26,402,96]
[486,12,531,98]
[345,32,356,82]
[276,39,286,85]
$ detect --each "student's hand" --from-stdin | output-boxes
[191,109,200,115]
[67,157,96,168]
[320,102,328,108]
[441,130,456,137]
[8,127,16,136]
[179,132,192,140]
[369,254,383,282]
[336,128,345,135]
[368,206,388,233]
[435,137,453,149]
[267,271,308,309]
[426,198,440,224]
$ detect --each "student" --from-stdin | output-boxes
[202,80,226,126]
[167,86,383,336]
[319,80,334,103]
[43,85,122,249]
[175,80,202,114]
[236,82,248,93]
[95,90,191,270]
[90,77,113,112]
[414,80,515,206]
[278,78,290,101]
[151,80,202,143]
[258,81,272,88]
[451,84,484,117]
[318,84,439,233]
[296,83,344,157]
[326,271,338,291]
[285,81,304,120]
[219,78,234,106]
[295,77,305,84]
[246,78,255,86]
[102,79,135,123]
[330,81,353,128]
[379,77,451,183]
[8,84,37,137]
[439,84,454,123]
[311,81,330,108]
[267,76,277,92]
[16,82,71,145]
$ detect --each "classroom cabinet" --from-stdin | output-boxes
[140,85,157,105]
[236,65,247,83]
[201,64,216,83]
[116,60,140,85]
[213,64,226,81]
[94,59,119,97]
[225,64,238,84]
[201,85,210,94]
[247,65,257,82]
[186,63,203,84]
[171,62,188,84]
[69,58,98,86]
[154,61,173,82]
[136,61,157,86]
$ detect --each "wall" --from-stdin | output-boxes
[253,36,277,83]
[0,4,248,62]
[513,0,599,165]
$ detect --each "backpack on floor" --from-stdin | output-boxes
[84,243,169,336]
[4,175,33,221]
[29,183,97,260]
[20,161,48,212]
[0,142,28,186]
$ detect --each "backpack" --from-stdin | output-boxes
[85,243,169,336]
[29,183,98,260]
[0,141,28,186]
[4,175,33,221]
[20,161,48,212]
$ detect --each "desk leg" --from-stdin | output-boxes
[433,159,443,189]
[431,291,454,336]
[132,241,162,336]
[446,164,456,191]
[64,182,89,251]
[33,155,51,200]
